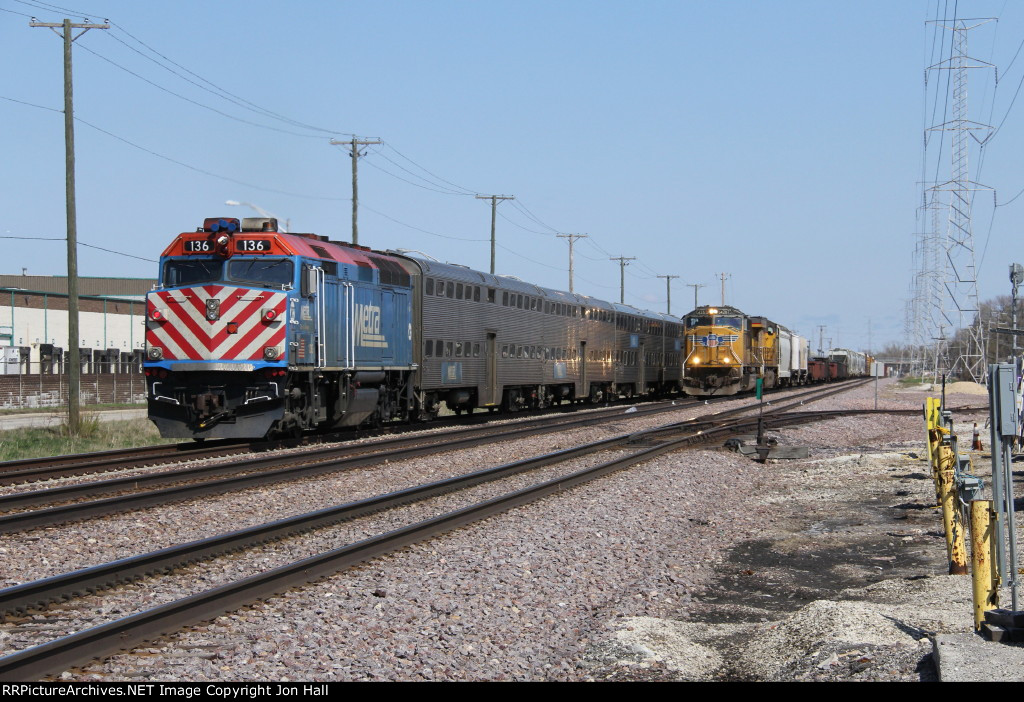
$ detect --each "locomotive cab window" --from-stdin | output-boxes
[426,278,434,296]
[163,259,224,286]
[228,258,294,288]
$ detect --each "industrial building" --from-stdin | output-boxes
[0,274,155,376]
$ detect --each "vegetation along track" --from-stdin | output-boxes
[0,380,900,680]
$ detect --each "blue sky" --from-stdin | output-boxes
[2,0,1023,354]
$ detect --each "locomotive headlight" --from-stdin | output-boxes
[263,346,281,360]
[206,298,221,321]
[147,346,164,360]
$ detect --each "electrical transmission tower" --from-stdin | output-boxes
[925,16,996,383]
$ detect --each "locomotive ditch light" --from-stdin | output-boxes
[147,346,164,360]
[263,346,281,360]
[692,357,701,364]
[262,308,278,322]
[149,307,168,322]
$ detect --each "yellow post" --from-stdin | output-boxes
[937,446,969,575]
[970,500,999,629]
[925,398,945,505]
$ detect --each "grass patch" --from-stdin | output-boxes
[0,417,177,463]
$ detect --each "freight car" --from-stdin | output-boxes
[828,348,867,379]
[143,217,686,439]
[680,304,808,396]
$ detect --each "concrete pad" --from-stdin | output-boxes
[934,633,1024,681]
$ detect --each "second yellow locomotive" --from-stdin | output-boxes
[681,304,808,396]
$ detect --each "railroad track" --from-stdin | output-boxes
[0,382,874,532]
[0,379,872,487]
[0,380,896,680]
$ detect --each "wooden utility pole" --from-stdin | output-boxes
[610,256,636,304]
[686,283,706,310]
[557,233,587,293]
[31,17,109,436]
[717,272,730,305]
[330,137,381,245]
[657,275,679,315]
[475,194,514,274]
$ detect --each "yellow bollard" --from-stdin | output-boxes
[970,500,999,629]
[937,450,969,575]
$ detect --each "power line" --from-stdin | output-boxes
[74,42,331,139]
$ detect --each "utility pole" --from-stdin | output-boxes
[1011,263,1023,360]
[657,275,679,315]
[609,256,636,304]
[717,272,730,305]
[330,137,381,245]
[817,325,827,356]
[31,17,109,436]
[686,283,706,310]
[556,233,587,293]
[475,194,514,274]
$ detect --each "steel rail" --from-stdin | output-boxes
[0,383,874,615]
[0,381,866,523]
[0,398,704,532]
[0,380,871,529]
[0,384,875,619]
[0,387,890,681]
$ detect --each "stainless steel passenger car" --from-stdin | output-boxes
[391,253,683,415]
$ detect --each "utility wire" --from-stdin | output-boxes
[359,201,486,243]
[1,93,351,199]
[74,42,331,139]
[0,235,157,262]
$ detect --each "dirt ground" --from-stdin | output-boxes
[593,387,992,682]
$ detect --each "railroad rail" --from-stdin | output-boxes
[0,378,870,487]
[0,380,905,680]
[0,382,869,531]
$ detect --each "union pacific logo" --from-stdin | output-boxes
[355,303,388,349]
[688,333,739,348]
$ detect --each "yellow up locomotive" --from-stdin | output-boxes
[682,305,807,396]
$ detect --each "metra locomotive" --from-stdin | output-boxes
[144,216,686,439]
[681,304,809,396]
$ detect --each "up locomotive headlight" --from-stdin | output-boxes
[263,346,281,360]
[147,346,164,360]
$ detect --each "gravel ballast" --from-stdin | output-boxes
[1,379,1001,681]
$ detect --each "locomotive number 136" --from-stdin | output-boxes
[236,239,271,252]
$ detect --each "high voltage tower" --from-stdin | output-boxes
[912,16,996,382]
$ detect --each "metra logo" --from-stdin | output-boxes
[355,303,388,349]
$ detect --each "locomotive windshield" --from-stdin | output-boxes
[228,258,294,288]
[161,257,294,289]
[163,259,223,286]
[687,315,742,329]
